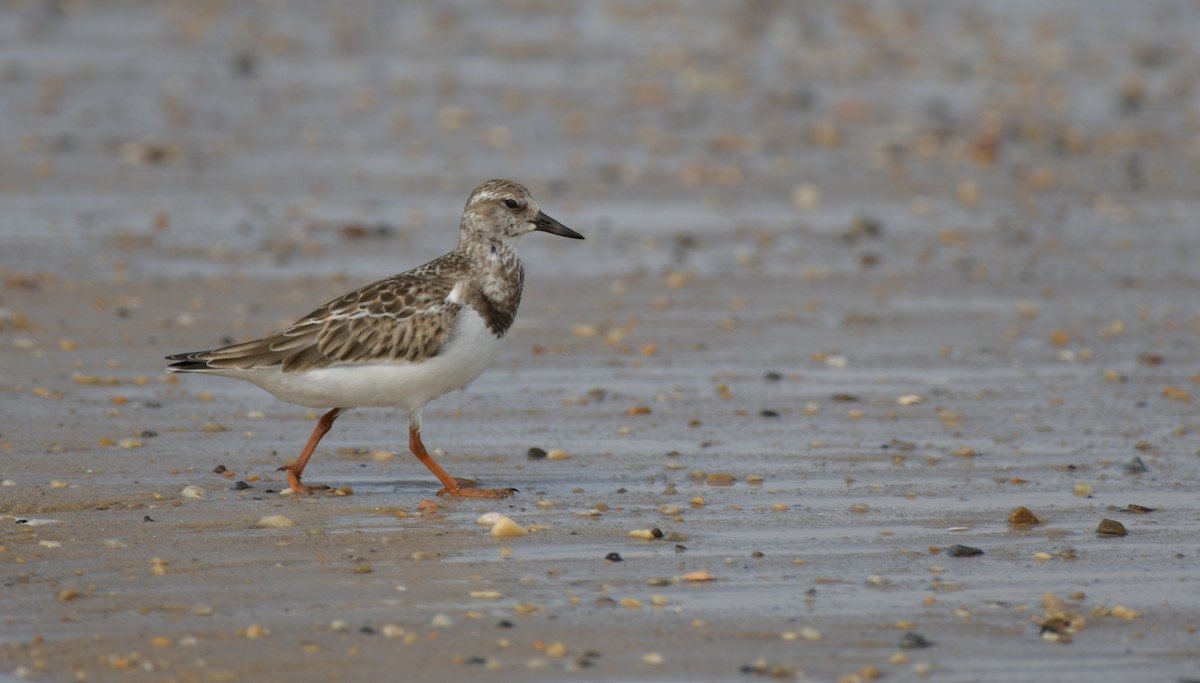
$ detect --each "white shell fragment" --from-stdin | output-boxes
[489,515,530,538]
[476,512,503,526]
[255,515,296,528]
[181,485,207,499]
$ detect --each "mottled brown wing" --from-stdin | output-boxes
[168,255,471,373]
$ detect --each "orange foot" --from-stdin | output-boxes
[437,485,519,499]
[277,465,332,495]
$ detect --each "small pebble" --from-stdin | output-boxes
[605,552,623,562]
[527,447,547,460]
[1123,456,1148,474]
[945,544,984,557]
[898,631,933,649]
[1097,519,1127,536]
[1008,507,1040,526]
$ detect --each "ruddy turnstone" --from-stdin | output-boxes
[166,179,583,498]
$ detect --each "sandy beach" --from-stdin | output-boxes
[2,2,1199,681]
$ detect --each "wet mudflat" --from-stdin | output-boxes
[2,2,1199,682]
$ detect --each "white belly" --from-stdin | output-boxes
[232,308,506,412]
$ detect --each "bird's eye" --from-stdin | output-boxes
[503,198,519,209]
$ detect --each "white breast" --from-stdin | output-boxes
[238,307,506,412]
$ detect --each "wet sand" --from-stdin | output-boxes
[2,2,1199,682]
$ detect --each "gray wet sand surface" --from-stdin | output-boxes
[2,2,1199,682]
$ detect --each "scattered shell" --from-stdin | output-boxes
[658,504,682,515]
[1110,605,1142,620]
[470,590,503,600]
[477,512,503,526]
[679,570,715,582]
[38,540,62,548]
[628,529,657,540]
[430,614,453,628]
[255,515,296,528]
[1073,483,1094,497]
[896,394,922,406]
[244,624,268,639]
[642,652,664,665]
[546,449,570,460]
[490,516,529,538]
[706,473,735,486]
[381,624,406,638]
[1097,519,1127,536]
[180,485,207,499]
[1161,386,1190,402]
[57,588,80,602]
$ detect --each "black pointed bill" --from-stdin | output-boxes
[532,211,584,239]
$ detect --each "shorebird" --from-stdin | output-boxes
[166,179,583,498]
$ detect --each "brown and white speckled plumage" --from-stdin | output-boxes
[165,179,582,497]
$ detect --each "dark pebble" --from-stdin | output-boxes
[651,527,664,539]
[945,544,984,557]
[233,481,252,490]
[143,515,155,522]
[605,552,623,562]
[760,409,779,418]
[831,393,860,402]
[527,447,547,460]
[764,371,783,382]
[898,631,933,649]
[497,620,514,628]
[213,465,228,474]
[1097,518,1127,536]
[140,430,158,438]
[359,626,375,635]
[464,656,487,665]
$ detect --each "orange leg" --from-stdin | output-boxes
[279,408,342,494]
[408,427,516,499]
